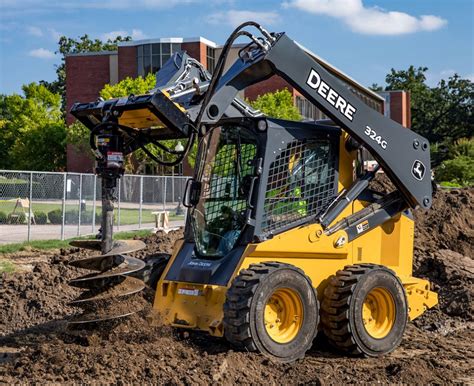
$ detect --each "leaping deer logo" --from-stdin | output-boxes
[412,160,425,181]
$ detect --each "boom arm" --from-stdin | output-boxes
[199,32,432,210]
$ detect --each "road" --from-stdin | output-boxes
[0,220,185,244]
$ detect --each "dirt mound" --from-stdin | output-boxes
[1,194,474,383]
[414,188,473,256]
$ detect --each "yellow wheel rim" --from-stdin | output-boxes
[362,287,396,339]
[264,288,303,343]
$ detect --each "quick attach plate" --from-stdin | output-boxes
[70,89,191,140]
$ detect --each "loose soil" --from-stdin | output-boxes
[1,186,473,384]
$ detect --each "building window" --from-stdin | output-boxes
[137,43,182,76]
[206,46,216,73]
[295,95,326,121]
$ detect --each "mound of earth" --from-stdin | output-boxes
[1,188,473,383]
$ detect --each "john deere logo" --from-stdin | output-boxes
[411,160,426,181]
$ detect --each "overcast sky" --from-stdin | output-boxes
[1,0,473,94]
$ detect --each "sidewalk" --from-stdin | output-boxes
[0,220,185,244]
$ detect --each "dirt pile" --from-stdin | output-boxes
[1,193,473,383]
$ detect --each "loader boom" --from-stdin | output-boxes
[199,33,432,210]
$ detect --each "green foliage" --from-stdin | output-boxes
[0,83,67,170]
[41,34,131,106]
[384,66,473,152]
[448,137,474,158]
[100,73,156,99]
[48,209,63,224]
[248,89,302,121]
[439,181,463,188]
[0,211,7,224]
[435,155,474,187]
[34,211,48,224]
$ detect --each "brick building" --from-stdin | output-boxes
[66,36,409,174]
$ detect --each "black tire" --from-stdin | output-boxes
[131,253,170,290]
[321,263,407,357]
[223,262,319,363]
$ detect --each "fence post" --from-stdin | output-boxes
[61,173,67,240]
[92,174,97,234]
[77,173,83,236]
[139,176,143,229]
[163,177,167,211]
[172,169,175,203]
[27,172,33,242]
[117,178,121,231]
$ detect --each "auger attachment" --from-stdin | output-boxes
[67,121,147,325]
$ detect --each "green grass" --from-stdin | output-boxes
[0,229,156,255]
[0,258,16,273]
[0,201,184,225]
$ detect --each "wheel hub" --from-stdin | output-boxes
[264,288,303,343]
[362,287,395,339]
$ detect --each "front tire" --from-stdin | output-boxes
[223,262,319,363]
[321,264,408,357]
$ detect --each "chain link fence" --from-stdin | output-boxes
[0,170,189,244]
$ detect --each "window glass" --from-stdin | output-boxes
[171,43,181,53]
[151,43,161,56]
[143,55,151,74]
[152,55,160,73]
[161,43,171,54]
[143,44,150,56]
[137,45,143,57]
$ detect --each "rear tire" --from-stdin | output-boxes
[223,262,319,363]
[321,263,407,357]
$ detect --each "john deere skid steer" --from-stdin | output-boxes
[67,22,437,362]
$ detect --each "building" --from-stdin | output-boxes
[66,36,410,174]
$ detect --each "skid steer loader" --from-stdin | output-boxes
[67,21,437,362]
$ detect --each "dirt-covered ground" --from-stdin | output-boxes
[1,186,473,384]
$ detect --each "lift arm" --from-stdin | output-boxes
[199,32,432,210]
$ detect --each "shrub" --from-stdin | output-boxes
[7,212,26,224]
[48,209,63,224]
[0,211,7,224]
[435,155,474,187]
[65,210,79,224]
[34,211,47,224]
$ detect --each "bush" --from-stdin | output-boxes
[65,210,102,225]
[435,155,474,187]
[65,210,79,225]
[0,211,7,224]
[34,211,47,224]
[48,209,63,224]
[7,212,26,224]
[439,181,463,188]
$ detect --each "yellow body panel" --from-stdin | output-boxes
[152,132,438,336]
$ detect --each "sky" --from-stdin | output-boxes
[0,0,473,95]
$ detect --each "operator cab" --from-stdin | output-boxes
[176,117,341,282]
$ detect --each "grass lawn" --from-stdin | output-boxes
[0,229,156,255]
[0,200,184,225]
[0,258,16,273]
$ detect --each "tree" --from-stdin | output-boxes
[41,34,131,109]
[384,66,473,146]
[100,73,156,99]
[248,88,302,121]
[0,83,67,170]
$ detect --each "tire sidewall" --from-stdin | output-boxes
[350,269,407,356]
[249,267,318,362]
